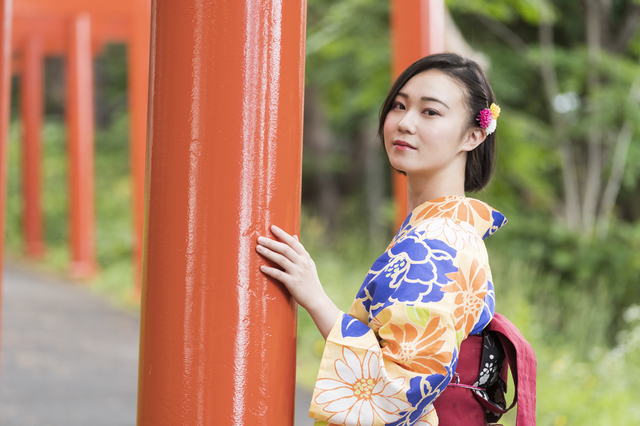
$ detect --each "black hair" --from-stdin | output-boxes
[378,53,496,192]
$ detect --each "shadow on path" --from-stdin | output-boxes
[1,264,314,426]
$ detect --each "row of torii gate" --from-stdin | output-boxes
[3,0,150,280]
[0,0,445,423]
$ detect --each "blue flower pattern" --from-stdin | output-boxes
[356,235,458,320]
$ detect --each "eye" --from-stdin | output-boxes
[392,101,405,110]
[423,109,439,116]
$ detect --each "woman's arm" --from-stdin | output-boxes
[256,225,340,339]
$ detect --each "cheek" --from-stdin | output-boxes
[383,115,396,141]
[422,118,457,140]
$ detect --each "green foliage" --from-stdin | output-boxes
[456,2,640,224]
[447,0,555,24]
[5,120,69,263]
[491,219,640,346]
[94,44,129,128]
[482,107,557,214]
[532,314,640,425]
[94,112,134,269]
[306,0,391,131]
[447,1,640,352]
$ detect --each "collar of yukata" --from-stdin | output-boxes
[409,196,507,240]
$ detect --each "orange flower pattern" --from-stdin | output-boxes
[310,197,506,426]
[443,257,489,336]
[380,316,453,375]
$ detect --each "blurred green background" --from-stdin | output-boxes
[4,0,640,424]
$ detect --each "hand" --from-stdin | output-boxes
[256,225,323,311]
[256,225,340,338]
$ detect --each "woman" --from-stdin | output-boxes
[256,54,520,425]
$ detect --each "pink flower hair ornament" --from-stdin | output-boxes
[477,103,500,135]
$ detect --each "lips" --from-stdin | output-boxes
[392,140,416,150]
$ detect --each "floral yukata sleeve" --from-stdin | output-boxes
[309,196,507,426]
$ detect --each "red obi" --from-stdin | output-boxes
[433,313,537,425]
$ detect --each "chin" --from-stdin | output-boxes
[387,157,410,175]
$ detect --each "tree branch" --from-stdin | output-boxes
[596,76,639,238]
[597,121,634,237]
[582,0,604,235]
[538,14,582,230]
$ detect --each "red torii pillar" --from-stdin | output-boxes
[390,0,444,230]
[66,13,97,279]
[21,33,45,258]
[137,0,305,424]
[0,0,13,356]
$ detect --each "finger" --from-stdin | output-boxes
[271,225,307,255]
[260,265,291,286]
[256,244,295,271]
[257,236,299,262]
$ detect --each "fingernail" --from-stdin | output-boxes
[271,225,280,232]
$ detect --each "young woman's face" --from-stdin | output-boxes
[383,69,481,181]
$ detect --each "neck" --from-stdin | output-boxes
[407,179,464,212]
[406,168,466,212]
[400,148,469,212]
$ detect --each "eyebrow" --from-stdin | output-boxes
[397,91,450,109]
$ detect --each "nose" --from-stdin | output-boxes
[397,110,417,134]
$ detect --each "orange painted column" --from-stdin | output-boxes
[0,0,13,360]
[127,0,151,293]
[137,0,306,424]
[390,0,444,231]
[21,34,45,257]
[66,13,97,279]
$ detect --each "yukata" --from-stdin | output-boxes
[309,196,508,426]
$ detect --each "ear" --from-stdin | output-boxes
[459,127,486,152]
